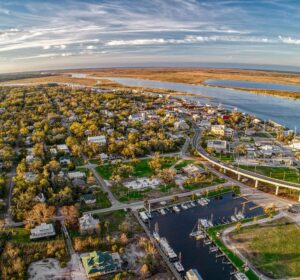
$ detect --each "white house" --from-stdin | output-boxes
[182,164,205,176]
[79,214,100,235]
[57,144,70,153]
[68,171,86,180]
[88,135,106,145]
[30,223,56,240]
[211,125,233,137]
[207,140,227,152]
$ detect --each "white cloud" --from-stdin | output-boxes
[86,45,96,50]
[278,35,300,45]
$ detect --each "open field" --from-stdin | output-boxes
[96,157,178,180]
[76,67,300,99]
[229,217,300,279]
[238,165,300,183]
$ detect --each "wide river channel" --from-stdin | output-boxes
[148,192,263,280]
[107,77,300,130]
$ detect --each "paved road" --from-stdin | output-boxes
[221,212,285,280]
[191,127,300,192]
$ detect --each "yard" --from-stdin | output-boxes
[96,157,178,180]
[229,217,300,279]
[184,176,226,191]
[238,165,300,183]
[214,152,234,162]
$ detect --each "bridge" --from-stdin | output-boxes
[192,129,300,201]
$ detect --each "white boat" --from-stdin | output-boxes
[139,211,148,222]
[181,203,188,210]
[231,215,237,222]
[146,211,152,219]
[153,231,160,241]
[190,219,206,239]
[209,246,218,252]
[190,202,196,207]
[208,220,213,227]
[174,261,185,272]
[204,198,210,203]
[159,237,178,261]
[173,206,181,213]
[160,208,166,215]
[236,212,245,220]
[196,199,202,205]
[200,219,209,228]
[204,239,212,245]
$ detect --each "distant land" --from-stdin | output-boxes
[2,67,300,99]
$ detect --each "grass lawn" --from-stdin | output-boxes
[230,217,300,279]
[8,227,30,243]
[214,153,234,162]
[96,157,178,180]
[110,183,150,202]
[174,160,194,170]
[80,190,111,211]
[184,177,226,191]
[238,165,300,183]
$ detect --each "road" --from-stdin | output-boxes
[221,212,285,280]
[191,127,300,193]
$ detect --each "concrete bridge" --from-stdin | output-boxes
[192,130,300,201]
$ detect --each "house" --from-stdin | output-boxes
[100,153,109,161]
[30,223,56,240]
[211,125,233,137]
[59,156,71,165]
[128,113,145,122]
[68,171,86,180]
[81,194,96,205]
[182,164,206,176]
[79,214,100,235]
[81,251,121,278]
[24,172,38,182]
[88,135,106,145]
[207,140,227,152]
[290,139,300,150]
[57,144,70,154]
[123,177,162,190]
[174,120,189,130]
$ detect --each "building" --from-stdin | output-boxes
[207,140,227,152]
[81,194,96,205]
[79,214,100,235]
[182,164,205,176]
[174,120,189,130]
[185,269,203,280]
[30,223,56,240]
[81,251,121,277]
[128,113,146,122]
[235,272,249,280]
[68,171,86,180]
[88,135,106,145]
[57,144,70,153]
[123,177,162,190]
[211,125,233,137]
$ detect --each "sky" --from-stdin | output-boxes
[1,0,300,73]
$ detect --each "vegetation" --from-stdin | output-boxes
[230,217,300,278]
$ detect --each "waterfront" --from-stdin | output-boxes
[107,77,300,130]
[147,192,263,280]
[204,79,300,92]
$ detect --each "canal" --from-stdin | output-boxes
[148,192,263,280]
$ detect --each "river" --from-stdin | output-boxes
[106,77,300,130]
[148,192,263,280]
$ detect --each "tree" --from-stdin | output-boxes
[24,203,55,228]
[148,152,162,173]
[157,168,176,184]
[140,263,149,278]
[61,205,79,227]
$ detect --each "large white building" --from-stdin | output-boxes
[211,125,233,137]
[30,223,56,240]
[88,135,107,145]
[207,140,227,152]
[79,214,100,235]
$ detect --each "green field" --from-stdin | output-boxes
[230,217,300,278]
[238,165,300,183]
[96,157,178,180]
[184,177,226,191]
[214,153,234,162]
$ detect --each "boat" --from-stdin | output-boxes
[160,208,166,215]
[174,261,185,272]
[153,231,160,241]
[139,211,148,223]
[200,219,209,228]
[208,220,213,227]
[209,246,218,253]
[231,215,237,222]
[146,211,152,219]
[234,272,249,280]
[203,239,212,245]
[190,201,196,207]
[159,237,178,261]
[236,212,245,220]
[181,203,188,210]
[190,219,206,239]
[173,206,181,213]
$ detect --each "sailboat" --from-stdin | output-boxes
[190,219,206,240]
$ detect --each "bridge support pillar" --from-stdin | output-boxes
[255,180,258,189]
[223,168,226,174]
[237,174,241,181]
[275,186,279,196]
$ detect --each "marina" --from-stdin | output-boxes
[144,192,263,280]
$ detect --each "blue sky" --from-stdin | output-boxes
[1,0,300,73]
